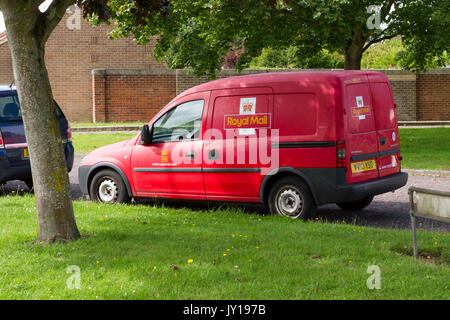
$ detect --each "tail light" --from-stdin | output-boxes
[0,129,4,149]
[67,124,72,142]
[337,140,346,168]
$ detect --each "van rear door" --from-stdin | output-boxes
[345,81,379,184]
[369,80,400,178]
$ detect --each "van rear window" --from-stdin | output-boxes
[370,82,397,130]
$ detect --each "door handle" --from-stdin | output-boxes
[380,137,386,146]
[185,151,197,159]
[208,149,219,161]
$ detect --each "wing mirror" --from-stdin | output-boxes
[141,124,153,145]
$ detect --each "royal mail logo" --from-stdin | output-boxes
[224,113,271,129]
[351,106,371,117]
[242,103,253,113]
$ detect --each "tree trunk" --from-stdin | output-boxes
[2,2,80,243]
[344,31,365,70]
[344,51,363,70]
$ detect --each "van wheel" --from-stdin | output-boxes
[267,177,316,219]
[336,196,374,211]
[89,169,130,204]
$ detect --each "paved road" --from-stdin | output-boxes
[2,154,449,232]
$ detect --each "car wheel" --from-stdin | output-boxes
[89,169,130,204]
[336,196,374,211]
[268,177,316,219]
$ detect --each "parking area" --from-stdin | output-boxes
[2,153,449,232]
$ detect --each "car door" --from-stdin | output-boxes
[203,88,273,201]
[130,94,208,198]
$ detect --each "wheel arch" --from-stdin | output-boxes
[86,163,133,198]
[259,167,318,205]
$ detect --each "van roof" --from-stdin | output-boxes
[182,70,387,95]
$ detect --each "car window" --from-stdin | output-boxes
[0,94,21,121]
[152,100,204,143]
[0,93,65,122]
[0,94,64,122]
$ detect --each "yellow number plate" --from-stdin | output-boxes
[351,159,376,173]
[23,148,29,158]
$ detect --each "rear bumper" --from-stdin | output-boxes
[332,172,408,203]
[272,168,409,205]
[0,142,75,183]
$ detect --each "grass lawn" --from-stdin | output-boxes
[0,195,448,299]
[71,122,144,128]
[399,128,450,171]
[72,128,450,170]
[72,133,137,154]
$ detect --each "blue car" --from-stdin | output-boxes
[0,85,74,190]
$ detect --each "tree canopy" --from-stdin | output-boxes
[79,0,449,77]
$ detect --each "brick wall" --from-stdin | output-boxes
[0,6,163,122]
[92,69,176,122]
[417,70,450,121]
[93,68,449,122]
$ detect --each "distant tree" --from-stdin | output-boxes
[361,37,404,69]
[80,0,449,77]
[249,47,345,69]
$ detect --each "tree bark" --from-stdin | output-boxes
[1,1,80,243]
[344,30,365,70]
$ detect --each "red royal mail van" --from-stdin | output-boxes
[79,71,408,219]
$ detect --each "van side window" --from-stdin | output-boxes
[152,100,204,143]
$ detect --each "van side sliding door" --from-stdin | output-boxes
[203,88,274,202]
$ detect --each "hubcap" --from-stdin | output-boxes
[98,178,118,203]
[276,187,303,218]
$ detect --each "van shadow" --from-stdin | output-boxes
[134,197,267,215]
[135,198,449,232]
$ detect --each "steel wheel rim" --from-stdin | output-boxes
[98,178,118,203]
[276,186,304,218]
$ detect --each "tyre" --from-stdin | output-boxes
[336,196,374,211]
[89,169,130,204]
[267,177,316,219]
[24,179,34,192]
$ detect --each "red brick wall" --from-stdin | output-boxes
[0,6,163,122]
[94,69,449,122]
[417,72,450,121]
[93,70,176,122]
